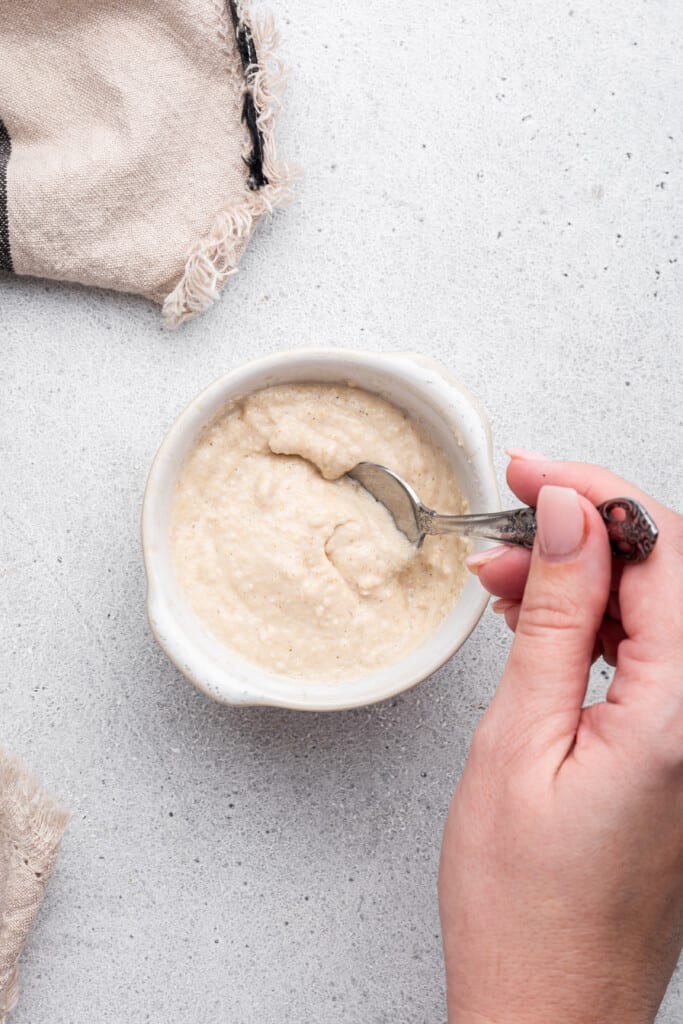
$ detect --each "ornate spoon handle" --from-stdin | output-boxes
[423,497,658,562]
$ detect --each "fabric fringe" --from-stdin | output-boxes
[0,967,19,1023]
[0,753,69,1022]
[0,755,70,864]
[161,2,294,328]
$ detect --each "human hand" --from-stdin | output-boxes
[439,454,683,1024]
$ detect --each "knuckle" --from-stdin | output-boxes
[516,588,584,639]
[468,710,535,772]
[466,720,545,812]
[467,717,500,764]
[501,766,542,811]
[650,712,683,770]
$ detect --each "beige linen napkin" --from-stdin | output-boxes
[0,753,68,1022]
[0,0,292,326]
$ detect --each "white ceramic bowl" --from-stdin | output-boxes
[142,349,499,711]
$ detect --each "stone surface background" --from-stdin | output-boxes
[1,1,681,1020]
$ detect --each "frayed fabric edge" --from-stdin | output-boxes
[0,753,69,1022]
[161,4,295,328]
[0,967,19,1024]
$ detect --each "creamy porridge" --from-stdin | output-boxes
[169,384,468,681]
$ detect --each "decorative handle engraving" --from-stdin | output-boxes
[497,507,538,549]
[596,498,659,562]
[500,498,658,562]
[436,498,659,562]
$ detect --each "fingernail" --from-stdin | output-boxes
[537,485,586,560]
[465,545,509,574]
[505,447,548,461]
[492,598,519,614]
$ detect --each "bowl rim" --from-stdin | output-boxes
[142,347,500,710]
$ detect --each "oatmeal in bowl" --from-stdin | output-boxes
[142,349,498,710]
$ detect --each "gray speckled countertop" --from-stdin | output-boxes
[1,1,681,1021]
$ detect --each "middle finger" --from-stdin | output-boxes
[467,544,531,600]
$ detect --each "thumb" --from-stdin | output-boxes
[490,485,611,751]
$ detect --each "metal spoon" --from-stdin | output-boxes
[347,462,658,562]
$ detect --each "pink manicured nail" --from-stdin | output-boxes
[465,545,509,574]
[492,598,519,614]
[537,485,586,560]
[505,447,548,461]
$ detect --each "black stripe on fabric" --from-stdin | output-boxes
[0,118,11,272]
[227,1,269,191]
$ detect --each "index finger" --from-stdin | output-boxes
[506,454,670,523]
